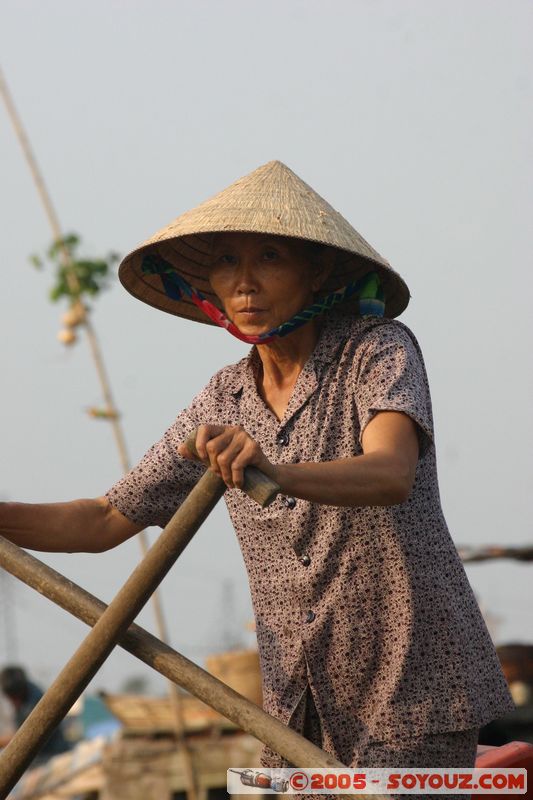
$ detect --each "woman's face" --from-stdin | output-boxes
[208,232,328,336]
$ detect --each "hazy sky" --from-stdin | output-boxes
[1,0,532,699]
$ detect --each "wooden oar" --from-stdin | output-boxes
[0,430,279,796]
[0,536,364,776]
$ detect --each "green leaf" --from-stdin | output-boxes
[31,232,118,305]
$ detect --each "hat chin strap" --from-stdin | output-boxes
[141,254,385,345]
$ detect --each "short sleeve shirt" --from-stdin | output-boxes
[106,311,514,765]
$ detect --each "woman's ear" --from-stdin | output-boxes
[311,247,336,292]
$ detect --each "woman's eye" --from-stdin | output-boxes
[217,254,236,265]
[263,249,279,261]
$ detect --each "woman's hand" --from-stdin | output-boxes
[178,412,419,507]
[178,424,274,490]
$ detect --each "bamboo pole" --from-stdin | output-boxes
[0,66,200,798]
[0,67,163,558]
[0,536,384,800]
[0,445,279,795]
[0,469,226,794]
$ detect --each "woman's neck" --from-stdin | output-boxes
[253,321,322,420]
[256,319,321,385]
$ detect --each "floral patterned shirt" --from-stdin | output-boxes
[106,310,514,765]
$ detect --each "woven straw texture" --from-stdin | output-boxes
[119,160,410,322]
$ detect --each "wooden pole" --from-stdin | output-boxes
[0,451,279,796]
[0,537,384,800]
[0,65,200,798]
[0,469,226,795]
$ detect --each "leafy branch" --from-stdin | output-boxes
[30,232,118,303]
[30,232,120,346]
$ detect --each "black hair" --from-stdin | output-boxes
[0,666,29,700]
[302,240,338,272]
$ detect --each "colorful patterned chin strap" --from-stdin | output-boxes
[141,253,385,344]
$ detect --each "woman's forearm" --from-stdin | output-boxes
[271,451,414,507]
[187,413,419,504]
[0,498,141,553]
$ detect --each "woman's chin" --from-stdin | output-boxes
[235,323,271,338]
[232,313,275,336]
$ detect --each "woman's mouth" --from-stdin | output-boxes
[236,307,265,316]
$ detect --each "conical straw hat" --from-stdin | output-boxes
[119,160,410,323]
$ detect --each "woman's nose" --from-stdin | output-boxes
[235,259,258,294]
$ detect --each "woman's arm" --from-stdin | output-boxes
[179,411,419,507]
[0,497,143,553]
[274,411,419,506]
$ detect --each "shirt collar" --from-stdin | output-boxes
[312,309,355,365]
[223,309,356,398]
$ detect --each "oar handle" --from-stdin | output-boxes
[184,429,280,508]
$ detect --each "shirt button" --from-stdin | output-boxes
[283,496,297,509]
[299,554,311,567]
[305,610,316,624]
[276,432,290,446]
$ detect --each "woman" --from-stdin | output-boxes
[1,161,514,773]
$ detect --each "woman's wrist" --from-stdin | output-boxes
[268,462,295,495]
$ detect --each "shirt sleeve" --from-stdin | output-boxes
[353,321,435,458]
[105,388,212,529]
